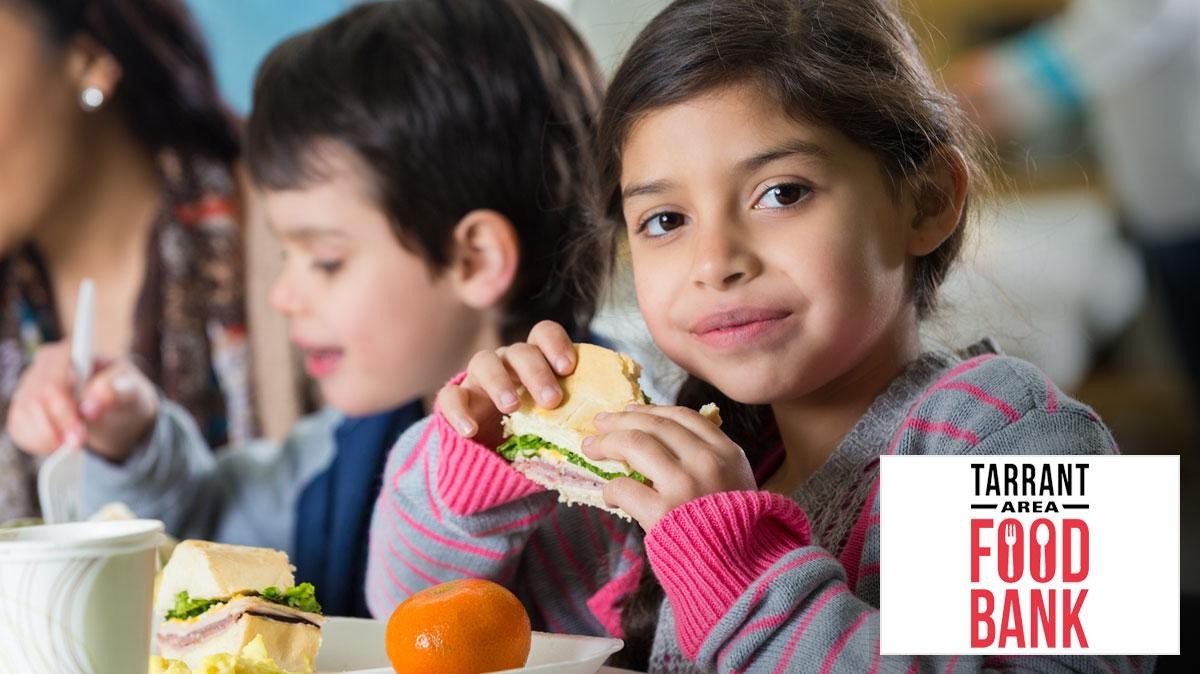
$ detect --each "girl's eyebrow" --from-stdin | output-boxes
[622,178,675,201]
[621,138,829,202]
[737,138,829,174]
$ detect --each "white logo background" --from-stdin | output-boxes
[879,455,1179,655]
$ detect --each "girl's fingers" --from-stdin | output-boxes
[591,410,703,458]
[619,404,728,445]
[504,343,562,408]
[527,321,576,376]
[466,349,522,414]
[602,476,665,530]
[436,383,505,442]
[583,428,681,481]
[436,385,479,436]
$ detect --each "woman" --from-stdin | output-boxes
[0,0,266,522]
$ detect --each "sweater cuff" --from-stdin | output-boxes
[645,491,811,658]
[433,372,544,516]
[83,402,174,485]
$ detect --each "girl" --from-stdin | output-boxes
[367,0,1151,671]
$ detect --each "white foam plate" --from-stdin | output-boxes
[315,617,624,674]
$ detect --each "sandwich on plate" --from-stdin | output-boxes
[155,540,323,672]
[497,343,719,520]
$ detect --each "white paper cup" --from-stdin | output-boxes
[0,519,164,674]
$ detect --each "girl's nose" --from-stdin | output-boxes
[689,220,761,290]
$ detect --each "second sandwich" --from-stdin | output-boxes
[155,540,324,672]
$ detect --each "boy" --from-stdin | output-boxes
[6,0,603,617]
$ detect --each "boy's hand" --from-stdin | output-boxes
[583,405,756,531]
[6,341,159,463]
[436,320,576,447]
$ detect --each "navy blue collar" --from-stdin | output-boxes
[293,401,424,617]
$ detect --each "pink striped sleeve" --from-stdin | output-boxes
[427,370,546,516]
[644,491,811,658]
[432,410,544,516]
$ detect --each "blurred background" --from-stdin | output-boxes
[2,0,1194,663]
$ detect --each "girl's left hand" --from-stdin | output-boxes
[583,405,756,530]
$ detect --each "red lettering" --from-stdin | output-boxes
[998,588,1026,647]
[971,589,995,647]
[999,519,1024,583]
[1063,519,1089,582]
[971,519,993,583]
[1030,588,1055,647]
[1063,589,1088,647]
[1030,518,1056,583]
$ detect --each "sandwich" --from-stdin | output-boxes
[154,540,323,673]
[496,343,719,519]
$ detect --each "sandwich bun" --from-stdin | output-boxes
[500,344,719,520]
[155,540,295,615]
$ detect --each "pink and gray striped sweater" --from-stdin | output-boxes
[365,343,1154,673]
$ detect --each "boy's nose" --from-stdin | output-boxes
[269,273,305,316]
[689,221,760,290]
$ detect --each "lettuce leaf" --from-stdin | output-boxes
[163,582,322,621]
[166,591,223,621]
[496,434,648,483]
[261,583,322,614]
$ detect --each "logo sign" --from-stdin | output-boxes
[879,456,1178,655]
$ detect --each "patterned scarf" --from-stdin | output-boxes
[0,158,256,522]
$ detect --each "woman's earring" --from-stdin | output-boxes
[79,86,105,112]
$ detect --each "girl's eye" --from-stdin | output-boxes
[313,259,343,275]
[638,211,687,237]
[753,183,810,209]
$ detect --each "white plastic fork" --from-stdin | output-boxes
[1003,523,1017,577]
[37,278,95,524]
[70,279,95,400]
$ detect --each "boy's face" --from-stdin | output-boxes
[265,145,478,416]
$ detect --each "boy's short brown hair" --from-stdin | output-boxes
[246,0,604,341]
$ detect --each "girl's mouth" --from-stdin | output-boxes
[689,307,793,349]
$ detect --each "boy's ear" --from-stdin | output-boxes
[448,209,520,310]
[906,146,969,257]
[66,35,123,107]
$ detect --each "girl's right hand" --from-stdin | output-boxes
[5,341,159,463]
[436,320,578,447]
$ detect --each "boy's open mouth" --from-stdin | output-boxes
[303,348,344,378]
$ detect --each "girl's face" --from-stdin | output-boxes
[0,6,87,253]
[620,84,919,405]
[266,144,480,416]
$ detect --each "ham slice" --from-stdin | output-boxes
[157,595,324,650]
[514,456,609,491]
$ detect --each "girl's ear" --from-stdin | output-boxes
[66,35,122,107]
[906,146,969,257]
[448,209,520,310]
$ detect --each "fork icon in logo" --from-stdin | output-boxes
[1004,523,1017,577]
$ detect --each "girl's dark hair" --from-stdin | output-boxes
[13,0,239,165]
[587,0,988,667]
[246,0,605,342]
